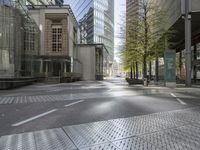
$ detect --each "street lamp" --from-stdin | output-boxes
[181,0,192,87]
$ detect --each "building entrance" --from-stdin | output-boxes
[52,62,61,76]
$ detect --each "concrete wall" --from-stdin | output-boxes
[156,0,200,28]
[78,46,96,80]
[192,0,200,12]
[155,0,181,27]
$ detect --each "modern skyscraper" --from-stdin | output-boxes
[66,0,115,61]
[126,0,139,19]
[24,0,63,5]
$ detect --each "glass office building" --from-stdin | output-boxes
[66,0,114,61]
[0,0,40,78]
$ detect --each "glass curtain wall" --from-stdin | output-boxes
[66,0,114,61]
[94,0,114,61]
[0,3,17,78]
[0,0,40,78]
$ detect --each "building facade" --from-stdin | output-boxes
[126,0,139,21]
[77,44,109,80]
[0,0,40,78]
[25,0,63,5]
[28,5,82,80]
[66,0,114,62]
[0,1,79,89]
[155,0,200,83]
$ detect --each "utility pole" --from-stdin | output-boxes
[182,0,192,87]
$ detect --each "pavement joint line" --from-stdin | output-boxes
[64,100,84,107]
[11,109,57,127]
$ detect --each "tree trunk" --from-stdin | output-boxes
[143,53,147,78]
[136,61,139,79]
[130,65,133,79]
[155,57,159,82]
[143,10,148,79]
[133,64,136,79]
[193,44,197,83]
[179,52,182,80]
[149,61,152,80]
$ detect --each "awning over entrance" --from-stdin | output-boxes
[169,12,200,51]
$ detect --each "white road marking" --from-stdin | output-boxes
[170,93,186,105]
[12,109,57,127]
[65,100,84,107]
[176,98,187,105]
[170,93,177,98]
[47,89,61,92]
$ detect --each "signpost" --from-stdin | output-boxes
[164,50,176,87]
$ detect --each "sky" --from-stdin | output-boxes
[114,0,126,62]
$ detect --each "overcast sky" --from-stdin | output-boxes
[114,0,126,62]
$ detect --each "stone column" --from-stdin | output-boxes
[45,61,48,77]
[64,62,67,73]
[40,59,43,73]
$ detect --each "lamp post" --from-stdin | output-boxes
[182,0,192,87]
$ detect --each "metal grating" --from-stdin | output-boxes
[140,126,200,150]
[63,124,108,148]
[174,110,200,124]
[87,121,130,141]
[1,107,200,150]
[114,137,158,150]
[164,125,200,149]
[0,132,36,150]
[79,143,120,150]
[34,128,77,150]
[139,131,177,148]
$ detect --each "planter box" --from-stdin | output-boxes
[126,78,143,85]
[0,78,37,90]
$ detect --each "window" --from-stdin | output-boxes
[52,25,62,52]
[24,27,35,51]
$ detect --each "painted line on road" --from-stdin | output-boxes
[170,93,177,98]
[170,93,187,105]
[12,109,57,127]
[64,100,84,107]
[47,89,61,92]
[176,98,187,105]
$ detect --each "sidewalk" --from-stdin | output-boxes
[141,81,200,95]
[1,107,200,150]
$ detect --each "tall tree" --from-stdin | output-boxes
[123,0,173,80]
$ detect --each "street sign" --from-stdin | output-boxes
[164,50,176,83]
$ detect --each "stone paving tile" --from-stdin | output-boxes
[1,108,200,150]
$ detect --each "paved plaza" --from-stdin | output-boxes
[0,78,200,149]
[1,107,200,150]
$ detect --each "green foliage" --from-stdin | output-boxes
[122,0,174,76]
